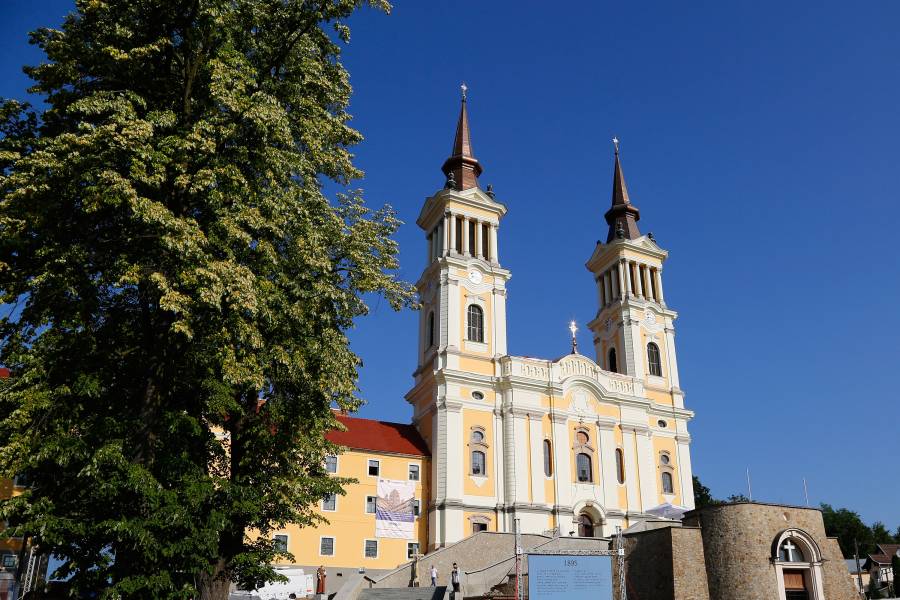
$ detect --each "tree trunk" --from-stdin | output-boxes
[197,559,231,600]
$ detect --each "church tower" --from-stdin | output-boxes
[406,89,511,548]
[586,142,685,409]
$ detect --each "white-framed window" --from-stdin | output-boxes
[1,552,16,568]
[407,543,419,559]
[273,534,288,553]
[325,455,338,474]
[408,464,420,481]
[365,496,377,514]
[322,493,337,511]
[576,453,593,482]
[661,472,674,494]
[413,499,420,516]
[320,537,335,556]
[466,304,484,342]
[471,450,486,476]
[364,539,378,559]
[368,459,380,477]
[647,342,662,377]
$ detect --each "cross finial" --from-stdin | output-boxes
[569,320,578,354]
[612,137,620,154]
[460,82,468,101]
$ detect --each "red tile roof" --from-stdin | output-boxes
[327,413,430,457]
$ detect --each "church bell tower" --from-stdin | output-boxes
[405,88,511,547]
[586,141,685,408]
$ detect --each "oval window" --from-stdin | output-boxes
[657,420,667,428]
[472,391,484,400]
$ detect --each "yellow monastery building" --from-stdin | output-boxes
[275,94,696,573]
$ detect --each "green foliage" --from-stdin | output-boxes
[821,504,877,559]
[692,475,718,509]
[0,1,410,599]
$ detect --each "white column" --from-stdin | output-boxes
[643,266,652,301]
[621,427,641,514]
[462,217,470,256]
[635,427,656,511]
[633,263,643,298]
[612,269,619,301]
[597,422,619,510]
[442,214,450,256]
[529,414,545,504]
[474,220,482,258]
[655,268,665,305]
[551,414,572,509]
[664,326,680,390]
[449,214,457,255]
[490,224,498,263]
[676,435,694,509]
[618,260,627,298]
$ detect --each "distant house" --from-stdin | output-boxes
[863,543,900,589]
[844,558,870,592]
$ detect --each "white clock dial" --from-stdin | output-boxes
[468,270,483,284]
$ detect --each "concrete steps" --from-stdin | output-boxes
[359,586,447,600]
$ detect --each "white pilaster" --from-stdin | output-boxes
[635,428,656,511]
[529,413,545,504]
[502,399,517,507]
[664,326,680,391]
[655,268,665,306]
[621,427,641,514]
[551,414,572,509]
[494,289,508,356]
[513,411,530,502]
[676,436,694,509]
[446,400,464,500]
[447,277,460,350]
[492,408,506,521]
[597,422,619,510]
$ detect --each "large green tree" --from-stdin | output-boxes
[821,503,876,559]
[0,1,411,598]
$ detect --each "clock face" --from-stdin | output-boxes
[468,270,483,284]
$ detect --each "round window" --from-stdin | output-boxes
[660,454,670,465]
[657,419,667,428]
[472,391,484,400]
[576,431,589,445]
[471,430,484,443]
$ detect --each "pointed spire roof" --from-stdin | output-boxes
[441,84,483,191]
[604,139,641,242]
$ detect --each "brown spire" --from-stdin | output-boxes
[604,138,641,242]
[441,84,483,191]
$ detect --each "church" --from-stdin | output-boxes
[279,90,695,574]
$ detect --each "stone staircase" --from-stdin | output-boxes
[359,585,448,600]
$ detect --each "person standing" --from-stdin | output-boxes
[316,565,327,597]
[430,564,438,587]
[451,563,461,594]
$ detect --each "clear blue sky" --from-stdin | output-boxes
[2,1,898,528]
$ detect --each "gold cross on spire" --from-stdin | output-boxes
[612,136,620,154]
[460,82,468,101]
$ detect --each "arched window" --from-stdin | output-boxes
[577,514,594,537]
[608,348,617,373]
[471,450,486,476]
[467,305,484,343]
[647,342,662,377]
[615,448,625,484]
[661,471,674,494]
[778,539,806,563]
[427,311,435,348]
[576,453,592,482]
[543,440,552,477]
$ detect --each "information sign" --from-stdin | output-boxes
[527,554,613,600]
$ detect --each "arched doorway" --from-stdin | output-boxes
[577,513,595,537]
[772,529,825,600]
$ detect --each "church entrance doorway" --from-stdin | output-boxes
[577,514,595,537]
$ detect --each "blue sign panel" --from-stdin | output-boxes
[527,554,613,600]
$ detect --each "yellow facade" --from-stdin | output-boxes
[284,449,430,570]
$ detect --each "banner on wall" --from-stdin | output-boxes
[375,478,415,539]
[527,554,613,600]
